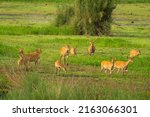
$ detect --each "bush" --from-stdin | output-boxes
[55,5,74,26]
[55,0,117,36]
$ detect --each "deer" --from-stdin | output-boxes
[17,48,42,70]
[100,58,115,75]
[87,35,97,56]
[70,47,77,56]
[55,60,67,75]
[113,57,133,74]
[130,49,141,58]
[17,48,29,70]
[60,45,70,66]
[27,48,42,65]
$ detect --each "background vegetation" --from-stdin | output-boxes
[1,0,150,3]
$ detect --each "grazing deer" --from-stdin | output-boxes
[130,49,141,58]
[113,58,133,74]
[60,45,70,65]
[100,58,115,75]
[87,35,96,56]
[55,60,66,74]
[70,47,77,56]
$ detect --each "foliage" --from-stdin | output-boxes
[55,5,74,26]
[56,0,117,36]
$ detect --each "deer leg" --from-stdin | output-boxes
[117,69,120,73]
[35,60,38,65]
[65,56,69,66]
[100,67,103,72]
[57,68,61,75]
[122,69,124,75]
[62,67,66,73]
[110,69,112,75]
[55,67,57,74]
[104,69,107,74]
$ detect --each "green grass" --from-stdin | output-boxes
[0,1,150,100]
[0,35,150,100]
[0,3,150,37]
[0,25,74,35]
[118,0,150,3]
[0,0,72,3]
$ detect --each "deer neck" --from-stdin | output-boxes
[125,60,131,66]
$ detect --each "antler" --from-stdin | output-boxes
[86,34,91,42]
[93,36,98,42]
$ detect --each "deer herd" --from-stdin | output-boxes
[17,37,141,76]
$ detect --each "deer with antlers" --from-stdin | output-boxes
[87,35,97,56]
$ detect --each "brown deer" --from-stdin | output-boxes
[100,58,115,75]
[27,48,42,65]
[87,35,96,56]
[17,48,29,70]
[60,45,70,65]
[70,47,77,56]
[55,60,66,74]
[17,48,42,70]
[113,58,133,74]
[130,49,141,58]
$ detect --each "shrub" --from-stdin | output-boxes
[55,0,117,36]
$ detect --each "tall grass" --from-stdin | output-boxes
[0,35,150,100]
[5,72,150,100]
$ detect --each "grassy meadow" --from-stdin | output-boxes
[0,0,150,100]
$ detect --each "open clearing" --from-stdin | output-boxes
[0,1,150,100]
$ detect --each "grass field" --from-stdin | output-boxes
[0,1,150,100]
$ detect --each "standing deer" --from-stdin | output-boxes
[113,58,133,74]
[70,47,77,56]
[55,60,66,74]
[17,48,42,70]
[27,48,42,65]
[60,45,70,65]
[130,49,141,58]
[87,35,96,56]
[100,58,115,75]
[17,48,29,70]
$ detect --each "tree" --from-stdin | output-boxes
[55,0,117,36]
